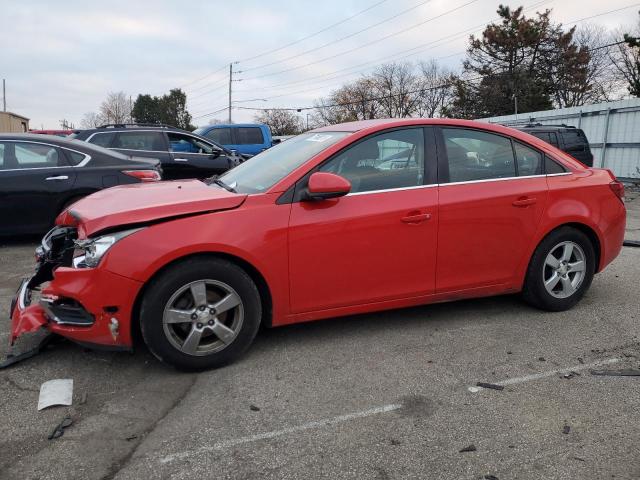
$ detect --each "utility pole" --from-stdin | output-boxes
[228,63,233,123]
[2,79,6,112]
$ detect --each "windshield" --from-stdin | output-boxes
[218,132,350,194]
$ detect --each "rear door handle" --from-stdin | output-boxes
[45,176,69,181]
[174,158,189,162]
[401,213,432,224]
[512,197,537,207]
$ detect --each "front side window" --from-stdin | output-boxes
[112,132,165,151]
[236,127,264,145]
[14,142,65,168]
[219,132,349,194]
[442,128,515,183]
[205,128,232,145]
[319,128,425,193]
[168,133,217,154]
[514,142,543,176]
[545,156,567,174]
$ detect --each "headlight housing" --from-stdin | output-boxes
[73,228,142,268]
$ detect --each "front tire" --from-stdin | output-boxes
[522,227,596,311]
[140,258,261,370]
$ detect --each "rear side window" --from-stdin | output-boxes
[205,128,232,145]
[89,132,116,147]
[236,127,264,145]
[0,144,4,168]
[112,132,165,151]
[14,142,66,168]
[442,128,515,182]
[561,131,586,152]
[514,142,543,176]
[545,156,567,174]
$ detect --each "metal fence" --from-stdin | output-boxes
[481,98,640,179]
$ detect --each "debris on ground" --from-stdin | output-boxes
[590,368,640,376]
[249,404,260,411]
[562,371,581,379]
[623,239,640,248]
[459,444,477,453]
[125,435,137,441]
[390,438,401,446]
[48,416,72,440]
[476,382,504,391]
[562,425,571,434]
[0,334,58,370]
[38,379,73,410]
[577,358,585,364]
[484,475,499,480]
[80,392,88,405]
[538,357,546,362]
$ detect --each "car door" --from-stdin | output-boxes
[0,140,77,235]
[287,127,438,313]
[167,132,232,179]
[435,127,548,292]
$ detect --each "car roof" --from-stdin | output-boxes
[512,125,579,132]
[0,132,76,144]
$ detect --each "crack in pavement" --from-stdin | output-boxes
[101,374,198,480]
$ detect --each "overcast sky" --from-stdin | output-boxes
[0,0,637,129]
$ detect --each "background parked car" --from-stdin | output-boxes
[29,129,74,137]
[71,124,241,180]
[514,124,594,167]
[0,133,161,235]
[194,123,277,158]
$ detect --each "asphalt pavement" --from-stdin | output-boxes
[1,187,639,480]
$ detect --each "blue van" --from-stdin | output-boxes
[193,123,276,157]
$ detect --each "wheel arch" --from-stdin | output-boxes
[529,221,602,276]
[130,252,273,347]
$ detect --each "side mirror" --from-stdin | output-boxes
[304,172,351,201]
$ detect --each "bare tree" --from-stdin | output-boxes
[372,63,419,117]
[80,111,105,129]
[609,14,640,97]
[254,109,303,135]
[99,91,132,124]
[414,60,455,117]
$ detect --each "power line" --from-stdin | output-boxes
[178,64,230,90]
[240,0,434,73]
[238,0,481,81]
[234,0,551,95]
[236,0,390,64]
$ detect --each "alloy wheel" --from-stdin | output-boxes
[542,241,586,299]
[162,279,244,356]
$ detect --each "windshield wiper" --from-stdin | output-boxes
[213,178,236,193]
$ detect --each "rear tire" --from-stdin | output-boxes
[140,257,261,370]
[522,227,595,311]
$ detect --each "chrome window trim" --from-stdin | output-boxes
[0,139,91,172]
[342,172,572,196]
[87,130,222,154]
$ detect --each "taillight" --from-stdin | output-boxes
[122,170,161,182]
[609,180,625,203]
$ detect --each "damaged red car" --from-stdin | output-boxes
[9,119,626,370]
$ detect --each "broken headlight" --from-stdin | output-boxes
[73,228,143,268]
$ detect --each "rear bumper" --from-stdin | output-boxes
[10,267,142,348]
[599,203,626,271]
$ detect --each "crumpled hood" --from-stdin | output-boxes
[58,180,246,237]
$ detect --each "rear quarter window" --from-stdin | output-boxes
[89,132,116,147]
[205,128,232,145]
[545,156,567,174]
[65,150,88,166]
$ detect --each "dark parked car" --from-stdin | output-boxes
[0,133,161,235]
[514,124,594,167]
[71,124,242,180]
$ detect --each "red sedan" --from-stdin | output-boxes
[9,119,626,370]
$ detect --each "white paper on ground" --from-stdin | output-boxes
[38,379,73,410]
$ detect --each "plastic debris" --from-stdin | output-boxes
[38,379,73,410]
[48,416,73,440]
[590,368,640,376]
[249,404,260,411]
[563,425,571,434]
[459,444,477,453]
[476,382,504,391]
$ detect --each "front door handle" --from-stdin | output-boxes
[45,175,69,181]
[512,197,537,207]
[401,212,432,224]
[174,158,189,162]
